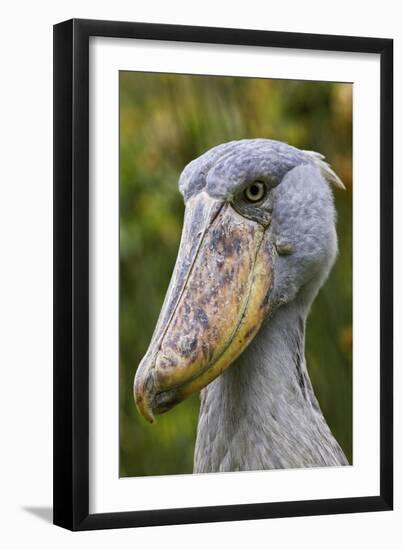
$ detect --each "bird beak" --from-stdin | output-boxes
[134,191,273,422]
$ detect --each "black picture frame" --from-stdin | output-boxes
[53,18,393,531]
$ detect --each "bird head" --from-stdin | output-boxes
[134,139,344,422]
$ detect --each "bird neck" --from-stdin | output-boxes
[194,300,348,473]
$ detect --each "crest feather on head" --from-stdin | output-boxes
[303,150,346,190]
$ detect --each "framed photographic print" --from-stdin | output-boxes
[53,19,393,530]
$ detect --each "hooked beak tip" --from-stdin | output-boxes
[133,371,156,424]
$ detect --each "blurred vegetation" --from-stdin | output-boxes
[119,72,352,477]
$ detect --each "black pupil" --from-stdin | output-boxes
[249,184,260,197]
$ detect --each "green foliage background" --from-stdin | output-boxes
[119,72,352,477]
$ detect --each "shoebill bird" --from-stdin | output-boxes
[134,139,348,473]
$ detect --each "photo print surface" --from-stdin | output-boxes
[119,72,352,478]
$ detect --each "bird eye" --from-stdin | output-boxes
[244,181,266,203]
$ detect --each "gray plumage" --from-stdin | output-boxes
[178,139,348,473]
